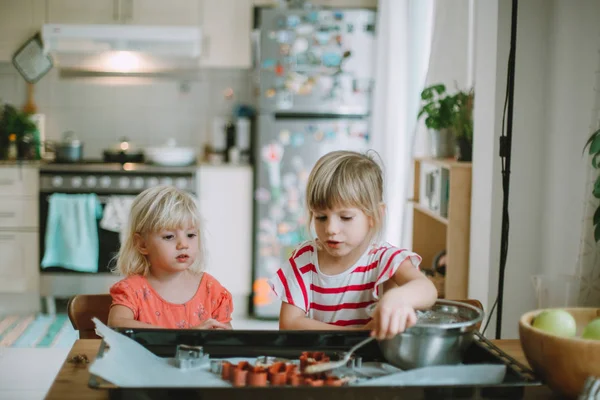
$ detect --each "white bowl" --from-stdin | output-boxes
[145,147,197,166]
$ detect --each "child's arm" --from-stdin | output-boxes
[371,258,437,340]
[279,302,366,330]
[108,305,161,329]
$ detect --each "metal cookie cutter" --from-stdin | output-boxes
[174,344,210,370]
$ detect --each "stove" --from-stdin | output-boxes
[38,160,197,313]
[89,330,543,400]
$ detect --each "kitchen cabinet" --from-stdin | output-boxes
[0,166,39,296]
[0,0,46,62]
[0,232,38,293]
[197,165,253,317]
[46,0,201,26]
[200,0,252,68]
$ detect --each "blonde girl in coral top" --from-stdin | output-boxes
[108,185,233,330]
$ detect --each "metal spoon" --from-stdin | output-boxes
[304,336,375,374]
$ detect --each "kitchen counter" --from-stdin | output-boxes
[39,161,201,174]
[45,339,558,399]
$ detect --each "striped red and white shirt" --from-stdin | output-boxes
[268,240,422,327]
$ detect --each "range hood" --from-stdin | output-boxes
[41,24,202,74]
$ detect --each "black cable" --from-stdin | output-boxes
[481,0,518,339]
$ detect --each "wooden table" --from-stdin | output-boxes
[46,339,558,399]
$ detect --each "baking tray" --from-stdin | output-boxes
[89,329,545,399]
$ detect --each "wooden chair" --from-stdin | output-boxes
[67,294,113,339]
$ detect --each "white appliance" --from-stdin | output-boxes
[41,24,202,72]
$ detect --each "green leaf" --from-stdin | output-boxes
[595,223,600,242]
[584,128,600,155]
[594,207,600,226]
[593,153,600,168]
[593,185,600,199]
[590,134,600,155]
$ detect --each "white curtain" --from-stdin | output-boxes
[576,40,600,306]
[371,0,435,245]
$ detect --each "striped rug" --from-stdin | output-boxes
[0,314,78,348]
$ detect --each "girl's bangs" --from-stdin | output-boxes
[144,200,200,233]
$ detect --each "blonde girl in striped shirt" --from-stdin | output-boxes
[269,150,438,340]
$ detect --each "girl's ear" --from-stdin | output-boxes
[134,233,149,255]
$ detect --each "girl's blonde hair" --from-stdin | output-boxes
[305,150,385,239]
[114,185,205,276]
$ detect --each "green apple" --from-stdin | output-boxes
[532,309,577,338]
[582,318,600,340]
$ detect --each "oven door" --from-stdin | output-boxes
[39,192,119,274]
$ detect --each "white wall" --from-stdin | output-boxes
[470,0,600,339]
[0,65,253,158]
[541,0,599,277]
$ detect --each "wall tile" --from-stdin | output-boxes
[0,62,256,159]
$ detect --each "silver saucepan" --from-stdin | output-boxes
[374,299,484,370]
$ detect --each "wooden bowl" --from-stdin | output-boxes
[519,308,600,399]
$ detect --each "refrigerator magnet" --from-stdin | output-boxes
[277,223,291,235]
[315,31,331,46]
[279,44,291,56]
[277,30,292,43]
[292,38,309,54]
[287,15,300,28]
[279,130,291,145]
[291,132,304,147]
[276,91,293,109]
[295,23,314,36]
[325,130,336,140]
[314,131,325,142]
[307,11,318,23]
[262,59,276,69]
[265,88,276,98]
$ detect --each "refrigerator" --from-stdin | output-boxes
[251,5,377,318]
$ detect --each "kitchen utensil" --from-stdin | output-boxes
[377,299,484,370]
[12,33,53,84]
[304,336,375,374]
[55,131,83,163]
[23,83,37,114]
[519,307,600,399]
[103,137,144,163]
[145,139,197,167]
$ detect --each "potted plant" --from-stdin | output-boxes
[0,104,39,160]
[418,84,474,161]
[583,128,600,241]
[453,89,474,162]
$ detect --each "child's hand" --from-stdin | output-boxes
[370,299,417,340]
[193,319,231,330]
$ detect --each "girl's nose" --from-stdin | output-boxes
[176,235,189,249]
[326,219,339,235]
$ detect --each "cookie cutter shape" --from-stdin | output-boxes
[173,344,210,370]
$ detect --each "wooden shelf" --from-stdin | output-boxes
[410,158,472,300]
[411,202,448,225]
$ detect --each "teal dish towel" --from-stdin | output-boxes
[41,193,103,273]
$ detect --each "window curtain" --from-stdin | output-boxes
[371,0,435,245]
[576,45,600,306]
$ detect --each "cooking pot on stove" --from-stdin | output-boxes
[103,137,144,163]
[55,131,83,163]
[374,299,484,370]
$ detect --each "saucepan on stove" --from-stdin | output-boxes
[371,299,484,370]
[103,137,145,164]
[55,130,83,163]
